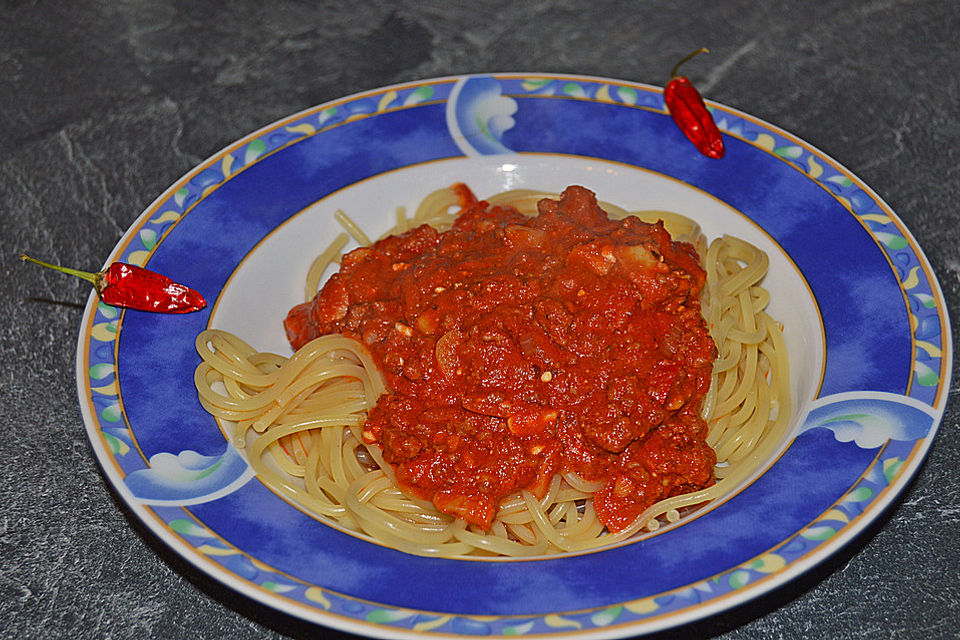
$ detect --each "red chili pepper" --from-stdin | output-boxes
[20,254,207,313]
[664,48,725,159]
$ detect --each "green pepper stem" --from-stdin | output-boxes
[670,47,710,79]
[20,254,102,287]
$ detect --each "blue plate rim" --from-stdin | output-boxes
[74,72,952,638]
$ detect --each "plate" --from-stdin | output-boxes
[76,74,951,638]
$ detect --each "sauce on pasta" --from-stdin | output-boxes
[284,185,717,531]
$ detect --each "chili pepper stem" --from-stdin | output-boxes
[670,47,710,78]
[20,254,105,291]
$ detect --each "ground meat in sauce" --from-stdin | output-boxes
[284,185,717,531]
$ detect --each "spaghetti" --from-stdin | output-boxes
[194,185,790,557]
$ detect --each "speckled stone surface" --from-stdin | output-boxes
[1,1,958,638]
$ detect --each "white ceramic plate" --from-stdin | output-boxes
[77,74,950,638]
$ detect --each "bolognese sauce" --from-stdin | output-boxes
[284,185,717,532]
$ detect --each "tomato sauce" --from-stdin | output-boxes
[285,186,717,531]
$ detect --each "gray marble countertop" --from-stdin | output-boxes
[2,2,958,638]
